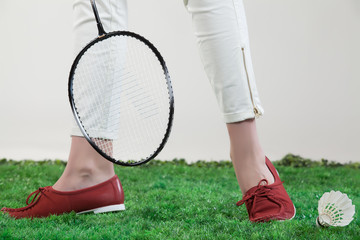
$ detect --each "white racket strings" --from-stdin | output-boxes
[71,34,172,163]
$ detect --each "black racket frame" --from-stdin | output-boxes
[68,0,174,166]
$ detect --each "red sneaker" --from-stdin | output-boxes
[1,175,125,219]
[236,156,296,222]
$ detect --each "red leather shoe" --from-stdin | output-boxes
[1,175,125,219]
[236,156,296,222]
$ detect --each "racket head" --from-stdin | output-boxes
[68,31,174,166]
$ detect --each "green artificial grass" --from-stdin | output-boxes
[0,154,359,240]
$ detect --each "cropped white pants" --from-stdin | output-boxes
[71,0,264,136]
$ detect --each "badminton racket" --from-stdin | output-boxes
[68,0,174,166]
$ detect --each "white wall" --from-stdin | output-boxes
[0,0,359,163]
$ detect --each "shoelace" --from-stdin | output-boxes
[236,179,284,218]
[26,187,46,205]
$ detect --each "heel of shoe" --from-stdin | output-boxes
[77,204,125,215]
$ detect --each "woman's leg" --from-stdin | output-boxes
[227,119,273,194]
[54,0,128,191]
[184,0,271,193]
[184,0,295,222]
[53,137,115,191]
[1,0,128,219]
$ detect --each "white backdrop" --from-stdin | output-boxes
[0,0,359,163]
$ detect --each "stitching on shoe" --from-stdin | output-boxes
[4,188,48,213]
[237,179,286,221]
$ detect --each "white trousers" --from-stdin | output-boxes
[71,0,264,136]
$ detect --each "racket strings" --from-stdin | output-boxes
[71,33,172,163]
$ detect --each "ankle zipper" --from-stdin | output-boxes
[241,47,261,119]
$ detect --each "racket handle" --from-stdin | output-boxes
[90,0,106,36]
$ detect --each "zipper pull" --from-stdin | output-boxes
[254,107,261,119]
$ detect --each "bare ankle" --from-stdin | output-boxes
[230,153,274,194]
[53,167,115,191]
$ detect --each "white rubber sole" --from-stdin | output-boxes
[289,204,296,220]
[77,204,125,215]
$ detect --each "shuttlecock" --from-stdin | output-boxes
[316,190,355,227]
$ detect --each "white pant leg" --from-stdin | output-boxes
[184,0,264,123]
[71,0,128,137]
